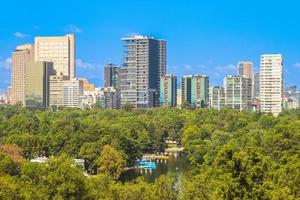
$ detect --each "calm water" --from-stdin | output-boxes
[120,153,190,183]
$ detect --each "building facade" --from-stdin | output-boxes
[260,54,283,116]
[224,75,251,111]
[120,35,166,108]
[209,86,225,110]
[237,61,253,100]
[181,75,192,106]
[11,44,35,105]
[253,72,260,98]
[160,74,177,107]
[63,78,83,108]
[104,63,120,89]
[35,34,75,78]
[190,75,209,108]
[237,61,253,79]
[25,62,54,108]
[176,88,182,108]
[95,87,119,109]
[49,75,69,107]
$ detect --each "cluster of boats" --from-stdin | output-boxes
[137,159,157,169]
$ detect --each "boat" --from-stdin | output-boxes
[137,159,157,169]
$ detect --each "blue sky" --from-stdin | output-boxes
[1,0,300,89]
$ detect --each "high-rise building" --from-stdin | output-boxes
[63,78,83,108]
[176,88,182,108]
[120,35,166,108]
[191,75,209,108]
[160,74,177,107]
[238,61,253,100]
[237,61,253,79]
[224,75,251,111]
[209,86,225,110]
[181,75,192,105]
[254,72,260,98]
[25,61,54,108]
[35,34,75,78]
[104,63,120,89]
[158,40,167,78]
[11,44,35,105]
[260,54,283,116]
[49,75,69,107]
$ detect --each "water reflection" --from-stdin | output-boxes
[120,152,190,183]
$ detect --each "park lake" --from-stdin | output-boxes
[120,151,190,183]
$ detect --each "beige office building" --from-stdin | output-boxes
[11,44,35,105]
[35,34,75,78]
[260,54,283,116]
[237,61,253,79]
[238,61,254,100]
[49,75,68,107]
[25,62,54,108]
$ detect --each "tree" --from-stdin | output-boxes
[85,174,120,200]
[96,145,126,179]
[152,175,177,200]
[0,144,25,163]
[0,176,22,200]
[0,152,20,176]
[121,103,135,112]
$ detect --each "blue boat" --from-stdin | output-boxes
[137,159,157,169]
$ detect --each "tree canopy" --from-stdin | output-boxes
[0,105,299,199]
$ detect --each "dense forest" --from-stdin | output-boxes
[0,105,299,199]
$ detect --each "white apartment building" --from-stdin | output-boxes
[260,54,283,116]
[63,78,83,108]
[209,86,225,110]
[224,75,251,111]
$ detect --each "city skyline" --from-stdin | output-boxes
[1,0,300,90]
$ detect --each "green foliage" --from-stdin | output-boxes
[97,145,126,180]
[0,176,22,200]
[0,105,299,199]
[0,152,20,176]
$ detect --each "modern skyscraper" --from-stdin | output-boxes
[35,34,75,78]
[237,61,253,79]
[253,72,260,98]
[181,75,192,105]
[25,61,54,108]
[238,61,253,100]
[224,75,251,111]
[63,78,83,108]
[260,54,283,116]
[104,63,120,89]
[160,74,177,107]
[190,75,209,108]
[209,86,225,110]
[11,44,35,105]
[120,35,166,108]
[158,40,167,78]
